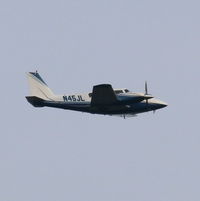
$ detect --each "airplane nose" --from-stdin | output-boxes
[161,103,168,108]
[158,101,168,108]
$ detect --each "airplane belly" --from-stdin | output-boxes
[90,105,130,114]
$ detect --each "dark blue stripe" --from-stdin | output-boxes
[30,72,47,85]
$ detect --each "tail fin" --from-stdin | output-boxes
[26,71,55,100]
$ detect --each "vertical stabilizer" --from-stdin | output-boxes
[27,71,55,100]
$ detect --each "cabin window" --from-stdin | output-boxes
[114,90,123,94]
[124,89,129,93]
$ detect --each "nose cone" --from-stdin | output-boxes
[149,99,168,110]
[157,100,168,109]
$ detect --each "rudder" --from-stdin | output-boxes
[27,71,55,100]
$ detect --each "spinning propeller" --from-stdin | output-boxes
[144,81,153,107]
[145,81,148,96]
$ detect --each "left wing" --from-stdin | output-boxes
[91,84,118,106]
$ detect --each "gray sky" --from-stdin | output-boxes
[0,0,200,201]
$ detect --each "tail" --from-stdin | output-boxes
[26,71,55,107]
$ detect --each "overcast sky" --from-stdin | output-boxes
[0,0,200,201]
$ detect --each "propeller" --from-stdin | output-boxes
[144,81,150,107]
[145,81,148,95]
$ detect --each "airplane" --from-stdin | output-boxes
[26,71,167,118]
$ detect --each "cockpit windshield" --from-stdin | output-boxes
[124,89,129,93]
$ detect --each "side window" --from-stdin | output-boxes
[115,90,123,94]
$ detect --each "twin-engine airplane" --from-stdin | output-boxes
[26,71,167,118]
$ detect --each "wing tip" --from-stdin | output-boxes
[93,84,112,88]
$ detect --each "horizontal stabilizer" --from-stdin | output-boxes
[26,96,45,107]
[91,84,118,106]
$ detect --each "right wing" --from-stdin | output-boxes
[91,84,118,106]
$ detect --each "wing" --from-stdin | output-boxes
[91,84,118,106]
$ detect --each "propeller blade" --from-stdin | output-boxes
[146,99,148,105]
[145,81,148,95]
[145,81,149,107]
